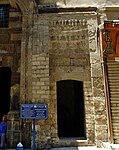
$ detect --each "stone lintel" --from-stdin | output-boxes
[38,7,97,14]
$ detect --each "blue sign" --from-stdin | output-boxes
[20,104,48,119]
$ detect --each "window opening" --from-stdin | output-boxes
[0,5,9,28]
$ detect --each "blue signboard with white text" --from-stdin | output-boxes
[20,104,48,119]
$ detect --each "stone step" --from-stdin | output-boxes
[5,147,108,150]
[110,144,119,150]
[51,147,108,150]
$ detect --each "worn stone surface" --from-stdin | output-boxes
[0,5,22,148]
[0,0,119,149]
[25,11,106,149]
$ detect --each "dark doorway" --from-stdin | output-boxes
[0,67,11,120]
[57,80,86,139]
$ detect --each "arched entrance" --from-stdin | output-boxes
[57,80,86,139]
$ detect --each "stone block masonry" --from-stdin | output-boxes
[25,11,108,149]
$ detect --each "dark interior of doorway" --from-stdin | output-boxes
[57,80,86,139]
[0,67,11,121]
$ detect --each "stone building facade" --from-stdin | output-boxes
[0,0,119,149]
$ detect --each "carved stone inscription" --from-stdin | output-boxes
[50,57,89,67]
[49,19,89,67]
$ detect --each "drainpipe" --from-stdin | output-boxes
[102,57,113,143]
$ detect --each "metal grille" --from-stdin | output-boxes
[0,5,9,28]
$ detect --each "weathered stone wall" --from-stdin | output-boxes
[48,13,93,146]
[22,10,108,149]
[89,11,108,145]
[0,2,22,147]
[9,0,119,149]
[0,1,37,148]
[1,0,116,148]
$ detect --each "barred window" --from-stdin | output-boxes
[0,5,9,28]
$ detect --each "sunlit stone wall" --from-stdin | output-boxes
[26,11,108,149]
